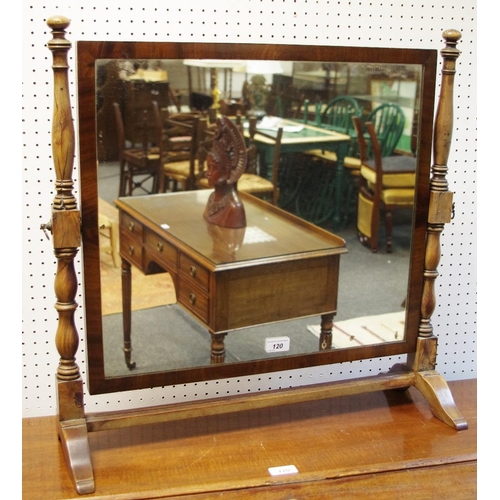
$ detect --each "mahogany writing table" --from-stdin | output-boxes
[115,190,346,367]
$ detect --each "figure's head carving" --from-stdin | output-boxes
[206,116,247,186]
[203,116,247,229]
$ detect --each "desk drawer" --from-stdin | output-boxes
[121,212,143,241]
[178,278,209,324]
[120,232,143,269]
[179,254,210,292]
[144,229,177,270]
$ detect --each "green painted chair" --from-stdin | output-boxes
[297,101,406,227]
[304,96,362,154]
[296,96,362,226]
[365,103,406,157]
[319,96,362,140]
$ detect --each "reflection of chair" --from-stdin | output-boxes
[114,102,161,197]
[295,96,362,225]
[302,100,406,225]
[240,124,282,205]
[302,96,362,165]
[320,96,362,137]
[98,198,119,267]
[154,102,201,192]
[353,116,416,253]
[366,103,406,156]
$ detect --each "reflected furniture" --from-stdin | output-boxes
[44,16,466,495]
[98,198,119,267]
[295,96,362,225]
[353,116,416,253]
[122,79,171,143]
[249,118,351,228]
[115,190,346,367]
[96,62,180,161]
[314,95,362,147]
[292,62,356,104]
[300,96,363,200]
[299,101,406,227]
[157,108,202,192]
[238,120,283,205]
[365,103,406,155]
[113,102,161,196]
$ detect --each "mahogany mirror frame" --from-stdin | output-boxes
[45,15,465,495]
[78,38,437,394]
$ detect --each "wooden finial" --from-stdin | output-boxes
[442,29,462,47]
[47,15,71,30]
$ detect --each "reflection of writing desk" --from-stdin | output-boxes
[115,191,346,368]
[247,118,351,229]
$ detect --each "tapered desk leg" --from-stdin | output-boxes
[415,370,468,430]
[121,258,136,369]
[211,332,227,363]
[319,312,334,350]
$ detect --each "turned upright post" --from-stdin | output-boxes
[418,29,462,343]
[410,29,467,431]
[45,15,95,494]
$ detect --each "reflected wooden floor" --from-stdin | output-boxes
[22,379,476,499]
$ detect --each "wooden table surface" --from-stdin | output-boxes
[22,379,477,499]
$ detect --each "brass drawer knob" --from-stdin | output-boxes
[157,242,164,252]
[190,265,197,277]
[128,245,135,256]
[128,221,135,232]
[189,293,196,305]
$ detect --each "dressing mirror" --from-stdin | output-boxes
[47,17,465,495]
[78,40,437,395]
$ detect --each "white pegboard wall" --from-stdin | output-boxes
[22,0,477,417]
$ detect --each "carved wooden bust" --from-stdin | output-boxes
[203,116,247,228]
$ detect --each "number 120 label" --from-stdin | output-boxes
[265,336,290,353]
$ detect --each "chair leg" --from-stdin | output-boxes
[158,175,164,193]
[118,159,127,197]
[343,172,359,226]
[369,201,380,253]
[357,190,379,253]
[151,172,160,194]
[384,206,393,253]
[127,167,136,197]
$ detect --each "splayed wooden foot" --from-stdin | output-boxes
[415,370,468,430]
[57,418,95,494]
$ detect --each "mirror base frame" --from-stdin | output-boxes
[45,16,465,495]
[57,357,467,495]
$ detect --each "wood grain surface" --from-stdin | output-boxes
[22,379,476,499]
